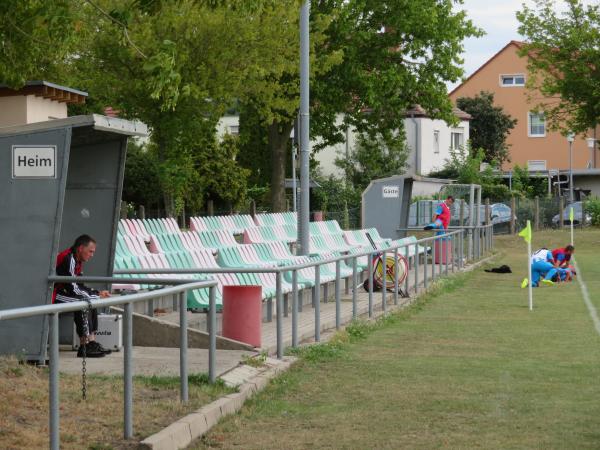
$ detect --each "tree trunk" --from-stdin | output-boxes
[268,120,294,212]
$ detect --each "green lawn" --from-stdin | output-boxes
[195,229,600,450]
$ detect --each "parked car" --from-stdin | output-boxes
[479,203,515,225]
[551,202,591,226]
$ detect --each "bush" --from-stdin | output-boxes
[584,196,600,226]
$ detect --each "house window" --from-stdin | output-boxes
[527,160,547,171]
[501,74,525,86]
[228,125,239,136]
[433,130,440,154]
[528,112,545,137]
[450,129,464,150]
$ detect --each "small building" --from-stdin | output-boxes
[0,80,87,128]
[449,41,599,172]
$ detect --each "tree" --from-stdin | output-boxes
[335,131,408,193]
[239,0,482,211]
[456,91,517,165]
[517,0,600,133]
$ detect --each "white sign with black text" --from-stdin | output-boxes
[12,145,57,179]
[382,185,400,198]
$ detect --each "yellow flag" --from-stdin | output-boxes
[569,207,574,222]
[518,220,532,243]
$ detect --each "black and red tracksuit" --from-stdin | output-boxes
[53,247,99,338]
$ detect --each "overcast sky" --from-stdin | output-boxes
[449,0,583,91]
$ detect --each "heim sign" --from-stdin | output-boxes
[12,146,57,179]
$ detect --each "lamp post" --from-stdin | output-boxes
[586,137,596,169]
[567,133,575,203]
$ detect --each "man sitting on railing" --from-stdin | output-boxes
[53,234,112,358]
[424,195,454,236]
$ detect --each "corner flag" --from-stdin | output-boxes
[519,220,533,310]
[518,220,532,243]
[569,207,574,222]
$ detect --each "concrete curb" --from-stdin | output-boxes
[139,356,296,450]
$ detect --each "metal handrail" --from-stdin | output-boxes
[0,277,218,449]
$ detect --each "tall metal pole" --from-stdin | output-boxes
[569,140,574,203]
[292,147,297,213]
[298,0,311,255]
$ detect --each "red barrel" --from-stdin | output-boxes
[434,239,452,264]
[222,286,262,347]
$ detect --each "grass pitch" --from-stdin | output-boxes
[196,229,600,449]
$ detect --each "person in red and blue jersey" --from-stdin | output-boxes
[552,245,574,268]
[424,196,454,236]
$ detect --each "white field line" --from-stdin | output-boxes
[573,258,600,336]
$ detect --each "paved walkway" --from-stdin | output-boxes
[59,346,255,377]
[58,259,458,377]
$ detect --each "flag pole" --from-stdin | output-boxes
[527,238,533,311]
[570,207,574,245]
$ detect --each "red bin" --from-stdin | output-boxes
[222,286,262,347]
[434,239,452,264]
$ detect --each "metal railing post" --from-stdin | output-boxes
[179,291,188,402]
[314,265,321,342]
[335,261,341,329]
[414,243,419,294]
[352,257,358,318]
[124,302,133,439]
[393,248,399,305]
[292,270,299,348]
[431,238,436,281]
[404,245,410,294]
[368,253,374,317]
[424,241,428,290]
[451,234,455,273]
[276,272,283,359]
[209,286,216,383]
[381,251,387,313]
[49,312,59,450]
[460,230,465,269]
[445,237,449,275]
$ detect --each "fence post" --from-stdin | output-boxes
[352,257,358,318]
[414,244,419,294]
[292,270,298,347]
[459,200,465,227]
[207,199,214,216]
[276,272,283,359]
[49,312,60,450]
[559,196,564,228]
[250,199,256,218]
[534,196,540,231]
[368,253,374,318]
[394,248,399,305]
[485,198,490,225]
[314,265,321,342]
[120,200,128,219]
[335,261,341,329]
[138,205,145,220]
[124,302,133,439]
[179,292,188,402]
[510,197,516,234]
[381,251,387,313]
[209,286,216,383]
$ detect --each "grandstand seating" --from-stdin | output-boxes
[115,214,425,312]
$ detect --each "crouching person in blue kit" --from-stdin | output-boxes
[522,248,558,288]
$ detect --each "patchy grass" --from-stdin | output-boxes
[240,352,268,368]
[194,229,600,449]
[0,360,234,449]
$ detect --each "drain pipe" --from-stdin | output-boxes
[409,114,421,175]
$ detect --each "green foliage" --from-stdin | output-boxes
[336,131,409,193]
[197,134,250,210]
[584,196,600,226]
[456,91,517,165]
[123,141,162,210]
[0,0,79,86]
[312,175,360,215]
[517,0,600,133]
[428,144,510,200]
[511,164,548,199]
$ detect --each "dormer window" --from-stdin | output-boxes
[500,74,525,86]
